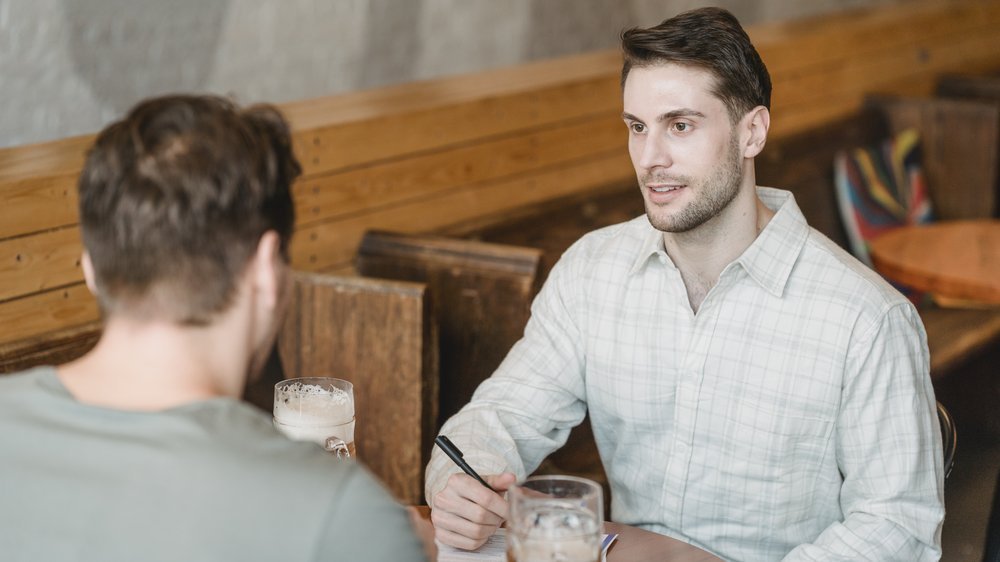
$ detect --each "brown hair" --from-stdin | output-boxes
[620,7,771,123]
[78,94,300,325]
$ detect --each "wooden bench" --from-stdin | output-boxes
[268,272,438,504]
[355,231,541,427]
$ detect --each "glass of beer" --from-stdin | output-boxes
[273,377,355,459]
[507,475,603,562]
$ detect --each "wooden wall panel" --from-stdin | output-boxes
[0,227,82,301]
[290,150,634,271]
[292,115,624,227]
[0,173,80,239]
[0,284,97,343]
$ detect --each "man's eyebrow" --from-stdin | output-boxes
[621,109,706,122]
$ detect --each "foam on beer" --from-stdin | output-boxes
[273,381,354,438]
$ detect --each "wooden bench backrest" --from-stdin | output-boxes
[0,320,102,374]
[356,231,541,427]
[3,1,1000,348]
[873,95,1000,219]
[277,272,438,504]
[938,73,1000,102]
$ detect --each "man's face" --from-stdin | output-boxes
[623,64,746,233]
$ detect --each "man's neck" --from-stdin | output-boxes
[57,315,252,412]
[662,187,775,312]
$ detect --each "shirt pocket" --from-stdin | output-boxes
[717,397,835,520]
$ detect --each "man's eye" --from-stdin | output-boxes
[674,122,690,132]
[630,123,646,134]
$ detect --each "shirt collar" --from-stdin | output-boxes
[628,216,667,276]
[626,187,811,298]
[734,187,811,298]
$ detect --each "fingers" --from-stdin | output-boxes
[486,472,518,493]
[441,473,510,518]
[431,473,512,550]
[431,508,498,550]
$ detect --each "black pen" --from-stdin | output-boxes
[434,435,497,492]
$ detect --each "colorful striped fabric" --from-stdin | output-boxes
[834,128,934,268]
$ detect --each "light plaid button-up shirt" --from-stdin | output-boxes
[426,187,944,561]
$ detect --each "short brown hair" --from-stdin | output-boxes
[621,7,771,123]
[78,94,300,325]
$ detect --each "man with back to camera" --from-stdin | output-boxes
[425,7,944,561]
[0,95,427,561]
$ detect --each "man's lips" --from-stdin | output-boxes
[646,183,686,193]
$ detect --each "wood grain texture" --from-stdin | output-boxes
[0,284,99,344]
[872,95,1000,219]
[0,227,83,301]
[356,231,541,428]
[292,115,624,228]
[870,221,1000,303]
[277,272,438,504]
[288,150,633,272]
[0,320,101,374]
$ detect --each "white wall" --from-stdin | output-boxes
[0,0,899,148]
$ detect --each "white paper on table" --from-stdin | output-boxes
[435,529,618,561]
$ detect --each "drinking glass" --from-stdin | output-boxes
[507,475,603,562]
[273,377,355,459]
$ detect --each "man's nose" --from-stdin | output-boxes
[638,133,672,171]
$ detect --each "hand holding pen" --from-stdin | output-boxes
[430,435,518,551]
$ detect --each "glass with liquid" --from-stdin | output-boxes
[273,377,355,459]
[507,475,603,562]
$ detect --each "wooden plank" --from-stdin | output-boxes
[0,135,91,184]
[0,320,101,374]
[290,75,621,178]
[293,114,623,226]
[0,227,83,301]
[772,25,1000,111]
[0,284,98,344]
[289,149,634,271]
[277,272,437,504]
[357,231,541,427]
[754,2,1000,73]
[938,72,1000,100]
[0,173,79,240]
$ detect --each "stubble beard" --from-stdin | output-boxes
[643,134,744,234]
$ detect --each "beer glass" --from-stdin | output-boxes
[507,475,603,562]
[273,377,355,459]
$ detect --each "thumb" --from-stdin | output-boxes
[486,472,518,492]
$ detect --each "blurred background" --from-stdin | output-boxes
[1,0,909,148]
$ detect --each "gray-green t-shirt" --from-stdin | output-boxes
[0,367,427,562]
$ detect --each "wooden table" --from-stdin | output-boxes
[869,220,1000,304]
[411,506,722,561]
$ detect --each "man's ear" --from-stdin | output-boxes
[742,106,770,159]
[251,231,282,311]
[80,252,99,296]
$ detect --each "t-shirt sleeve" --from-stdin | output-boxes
[314,464,428,562]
